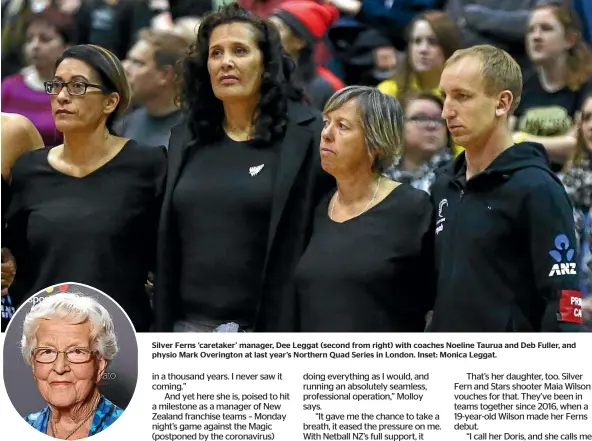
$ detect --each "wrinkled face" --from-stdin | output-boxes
[581,97,592,151]
[404,98,447,158]
[269,15,303,56]
[320,99,373,177]
[31,319,106,409]
[124,39,167,104]
[527,8,572,65]
[50,58,119,134]
[24,20,66,74]
[207,22,264,103]
[439,56,507,150]
[409,20,445,74]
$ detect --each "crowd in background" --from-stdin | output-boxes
[1,0,591,329]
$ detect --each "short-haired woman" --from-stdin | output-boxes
[293,86,436,332]
[154,4,333,332]
[6,45,167,331]
[22,293,122,438]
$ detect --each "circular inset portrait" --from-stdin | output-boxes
[2,282,138,438]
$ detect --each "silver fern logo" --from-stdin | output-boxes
[249,164,264,176]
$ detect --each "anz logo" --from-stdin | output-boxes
[548,234,577,276]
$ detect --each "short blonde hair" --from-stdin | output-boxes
[324,86,404,173]
[445,45,523,113]
[21,292,119,365]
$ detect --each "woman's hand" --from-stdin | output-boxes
[1,248,17,294]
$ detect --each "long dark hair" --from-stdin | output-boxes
[180,3,303,148]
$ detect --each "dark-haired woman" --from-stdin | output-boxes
[5,45,166,331]
[154,3,333,333]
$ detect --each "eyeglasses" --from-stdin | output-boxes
[33,347,96,364]
[406,115,446,127]
[44,80,107,96]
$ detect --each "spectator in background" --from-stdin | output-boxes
[384,92,452,193]
[270,1,344,110]
[445,0,546,73]
[2,0,37,78]
[562,93,592,215]
[377,11,461,108]
[326,0,445,52]
[512,2,592,171]
[119,29,190,148]
[1,8,77,147]
[75,0,169,60]
[326,25,397,87]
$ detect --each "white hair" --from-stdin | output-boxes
[21,292,119,365]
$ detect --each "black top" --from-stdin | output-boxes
[515,73,592,120]
[117,108,183,148]
[154,101,335,332]
[171,134,278,327]
[428,142,581,332]
[294,184,436,332]
[6,140,167,331]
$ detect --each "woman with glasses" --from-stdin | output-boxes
[292,86,436,332]
[384,92,452,193]
[4,45,167,331]
[21,293,123,438]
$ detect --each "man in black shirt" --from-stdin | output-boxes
[118,28,190,148]
[428,45,582,332]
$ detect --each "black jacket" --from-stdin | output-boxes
[153,101,334,332]
[428,142,582,332]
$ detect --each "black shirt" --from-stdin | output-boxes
[515,73,592,120]
[294,184,435,332]
[6,140,166,331]
[117,108,183,148]
[428,143,581,332]
[172,134,278,327]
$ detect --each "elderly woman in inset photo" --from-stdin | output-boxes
[293,86,436,332]
[21,293,122,438]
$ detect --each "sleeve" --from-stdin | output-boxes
[524,178,582,331]
[462,5,531,43]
